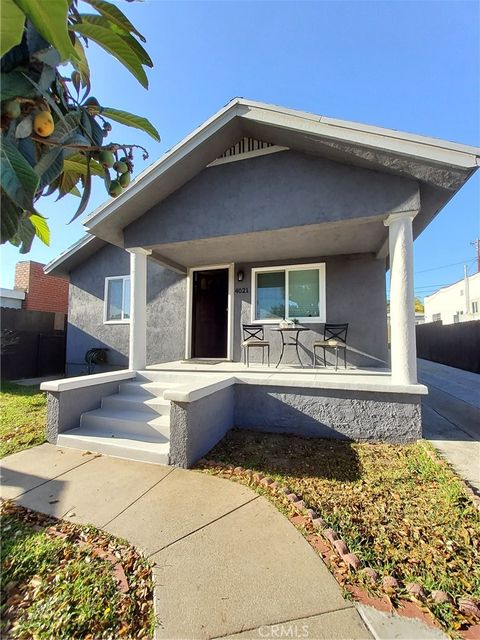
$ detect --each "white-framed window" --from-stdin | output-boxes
[251,263,326,323]
[104,276,130,323]
[432,313,441,322]
[472,300,479,314]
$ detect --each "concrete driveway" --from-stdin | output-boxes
[419,359,480,493]
[1,444,370,640]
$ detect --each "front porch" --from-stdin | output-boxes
[43,358,426,468]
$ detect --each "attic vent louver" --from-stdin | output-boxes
[220,137,274,158]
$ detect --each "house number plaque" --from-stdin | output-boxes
[234,287,249,294]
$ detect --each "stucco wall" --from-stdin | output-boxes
[169,386,235,467]
[235,385,422,443]
[234,254,388,368]
[66,243,186,375]
[124,150,420,249]
[67,245,387,370]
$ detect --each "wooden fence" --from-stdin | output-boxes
[416,320,480,373]
[1,308,66,380]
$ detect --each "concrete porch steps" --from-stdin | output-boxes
[55,375,177,464]
[56,427,170,465]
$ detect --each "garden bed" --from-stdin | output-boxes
[1,501,155,639]
[197,430,480,638]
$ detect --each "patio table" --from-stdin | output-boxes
[272,326,309,368]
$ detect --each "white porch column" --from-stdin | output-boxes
[127,247,151,370]
[384,211,418,385]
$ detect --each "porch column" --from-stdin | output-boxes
[384,211,418,385]
[127,247,151,370]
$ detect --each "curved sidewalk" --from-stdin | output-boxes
[1,444,369,640]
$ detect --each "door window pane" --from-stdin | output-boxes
[256,271,285,319]
[288,269,319,318]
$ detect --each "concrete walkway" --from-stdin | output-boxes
[0,444,370,640]
[419,359,480,492]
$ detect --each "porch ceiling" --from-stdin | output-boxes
[148,216,386,269]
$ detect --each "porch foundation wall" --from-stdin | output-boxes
[169,383,422,468]
[45,380,123,443]
[169,385,235,467]
[233,385,422,444]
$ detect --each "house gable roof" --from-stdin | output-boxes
[46,98,479,275]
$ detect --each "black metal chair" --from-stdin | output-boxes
[242,324,270,367]
[312,323,348,370]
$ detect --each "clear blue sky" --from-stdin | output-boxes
[1,0,479,299]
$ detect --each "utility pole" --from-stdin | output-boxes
[464,264,470,317]
[471,238,480,273]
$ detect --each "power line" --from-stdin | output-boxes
[414,257,476,274]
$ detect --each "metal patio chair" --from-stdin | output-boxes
[312,323,348,370]
[242,324,270,367]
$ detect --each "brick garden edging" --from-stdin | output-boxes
[198,459,480,629]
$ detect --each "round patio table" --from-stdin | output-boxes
[272,326,309,368]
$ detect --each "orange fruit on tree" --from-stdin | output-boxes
[33,111,54,137]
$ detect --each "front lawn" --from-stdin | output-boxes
[1,501,155,639]
[0,382,47,458]
[198,430,480,637]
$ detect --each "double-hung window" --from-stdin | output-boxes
[252,263,326,323]
[104,276,130,323]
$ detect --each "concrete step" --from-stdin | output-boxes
[101,393,171,416]
[80,408,170,441]
[57,427,170,465]
[118,381,179,397]
[136,370,216,384]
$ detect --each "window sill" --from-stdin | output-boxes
[250,318,325,325]
[103,320,130,325]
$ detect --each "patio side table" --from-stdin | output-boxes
[272,326,309,368]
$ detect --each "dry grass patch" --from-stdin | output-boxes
[1,501,155,639]
[198,430,480,637]
[0,382,46,458]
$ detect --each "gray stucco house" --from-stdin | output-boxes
[42,99,480,467]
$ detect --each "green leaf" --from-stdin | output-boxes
[57,169,80,199]
[20,72,65,120]
[16,216,36,253]
[102,107,160,142]
[83,0,146,42]
[1,0,26,57]
[72,39,90,90]
[15,115,33,139]
[1,71,38,102]
[78,13,152,67]
[34,147,64,190]
[63,155,104,177]
[48,110,81,143]
[32,47,61,68]
[112,26,153,68]
[29,213,50,245]
[69,157,91,222]
[0,192,22,243]
[13,0,79,62]
[72,18,148,88]
[0,136,39,209]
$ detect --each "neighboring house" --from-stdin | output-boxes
[41,99,480,467]
[424,271,480,324]
[0,287,25,309]
[1,261,69,379]
[14,261,69,326]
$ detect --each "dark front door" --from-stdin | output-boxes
[191,268,229,359]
